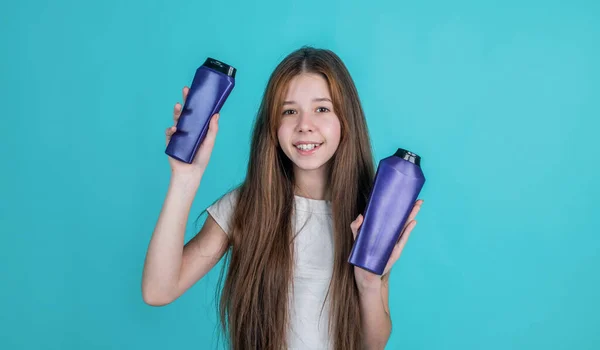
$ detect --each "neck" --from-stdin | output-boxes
[293,164,331,201]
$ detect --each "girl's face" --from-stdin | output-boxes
[277,73,342,174]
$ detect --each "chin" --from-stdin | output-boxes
[290,157,332,172]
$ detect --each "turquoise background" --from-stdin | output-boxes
[1,0,599,349]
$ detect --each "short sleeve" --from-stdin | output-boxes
[206,188,240,237]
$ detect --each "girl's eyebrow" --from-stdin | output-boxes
[283,97,332,105]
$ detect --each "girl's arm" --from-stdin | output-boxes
[351,199,423,349]
[358,275,392,349]
[142,87,228,306]
[141,173,229,306]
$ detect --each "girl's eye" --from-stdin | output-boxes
[282,109,297,115]
[316,107,330,113]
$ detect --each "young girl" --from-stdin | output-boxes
[142,47,423,350]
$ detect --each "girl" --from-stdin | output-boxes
[142,47,424,350]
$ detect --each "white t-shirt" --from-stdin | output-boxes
[207,189,334,349]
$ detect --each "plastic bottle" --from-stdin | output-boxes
[165,57,236,163]
[348,148,426,275]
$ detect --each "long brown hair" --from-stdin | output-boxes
[216,46,375,350]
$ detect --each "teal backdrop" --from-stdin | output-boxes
[1,0,599,349]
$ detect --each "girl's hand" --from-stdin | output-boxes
[350,199,424,290]
[165,86,220,177]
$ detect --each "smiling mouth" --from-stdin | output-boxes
[294,143,323,151]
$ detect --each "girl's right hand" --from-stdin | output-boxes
[165,86,220,178]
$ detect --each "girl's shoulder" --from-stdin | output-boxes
[206,187,241,236]
[215,187,241,206]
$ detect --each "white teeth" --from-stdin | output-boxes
[296,143,319,151]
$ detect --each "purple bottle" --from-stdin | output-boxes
[348,148,426,275]
[165,57,236,163]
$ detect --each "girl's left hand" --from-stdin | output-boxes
[350,199,424,290]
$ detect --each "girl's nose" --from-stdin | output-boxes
[296,112,315,133]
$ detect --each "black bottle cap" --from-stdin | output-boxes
[394,148,421,166]
[202,57,236,78]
